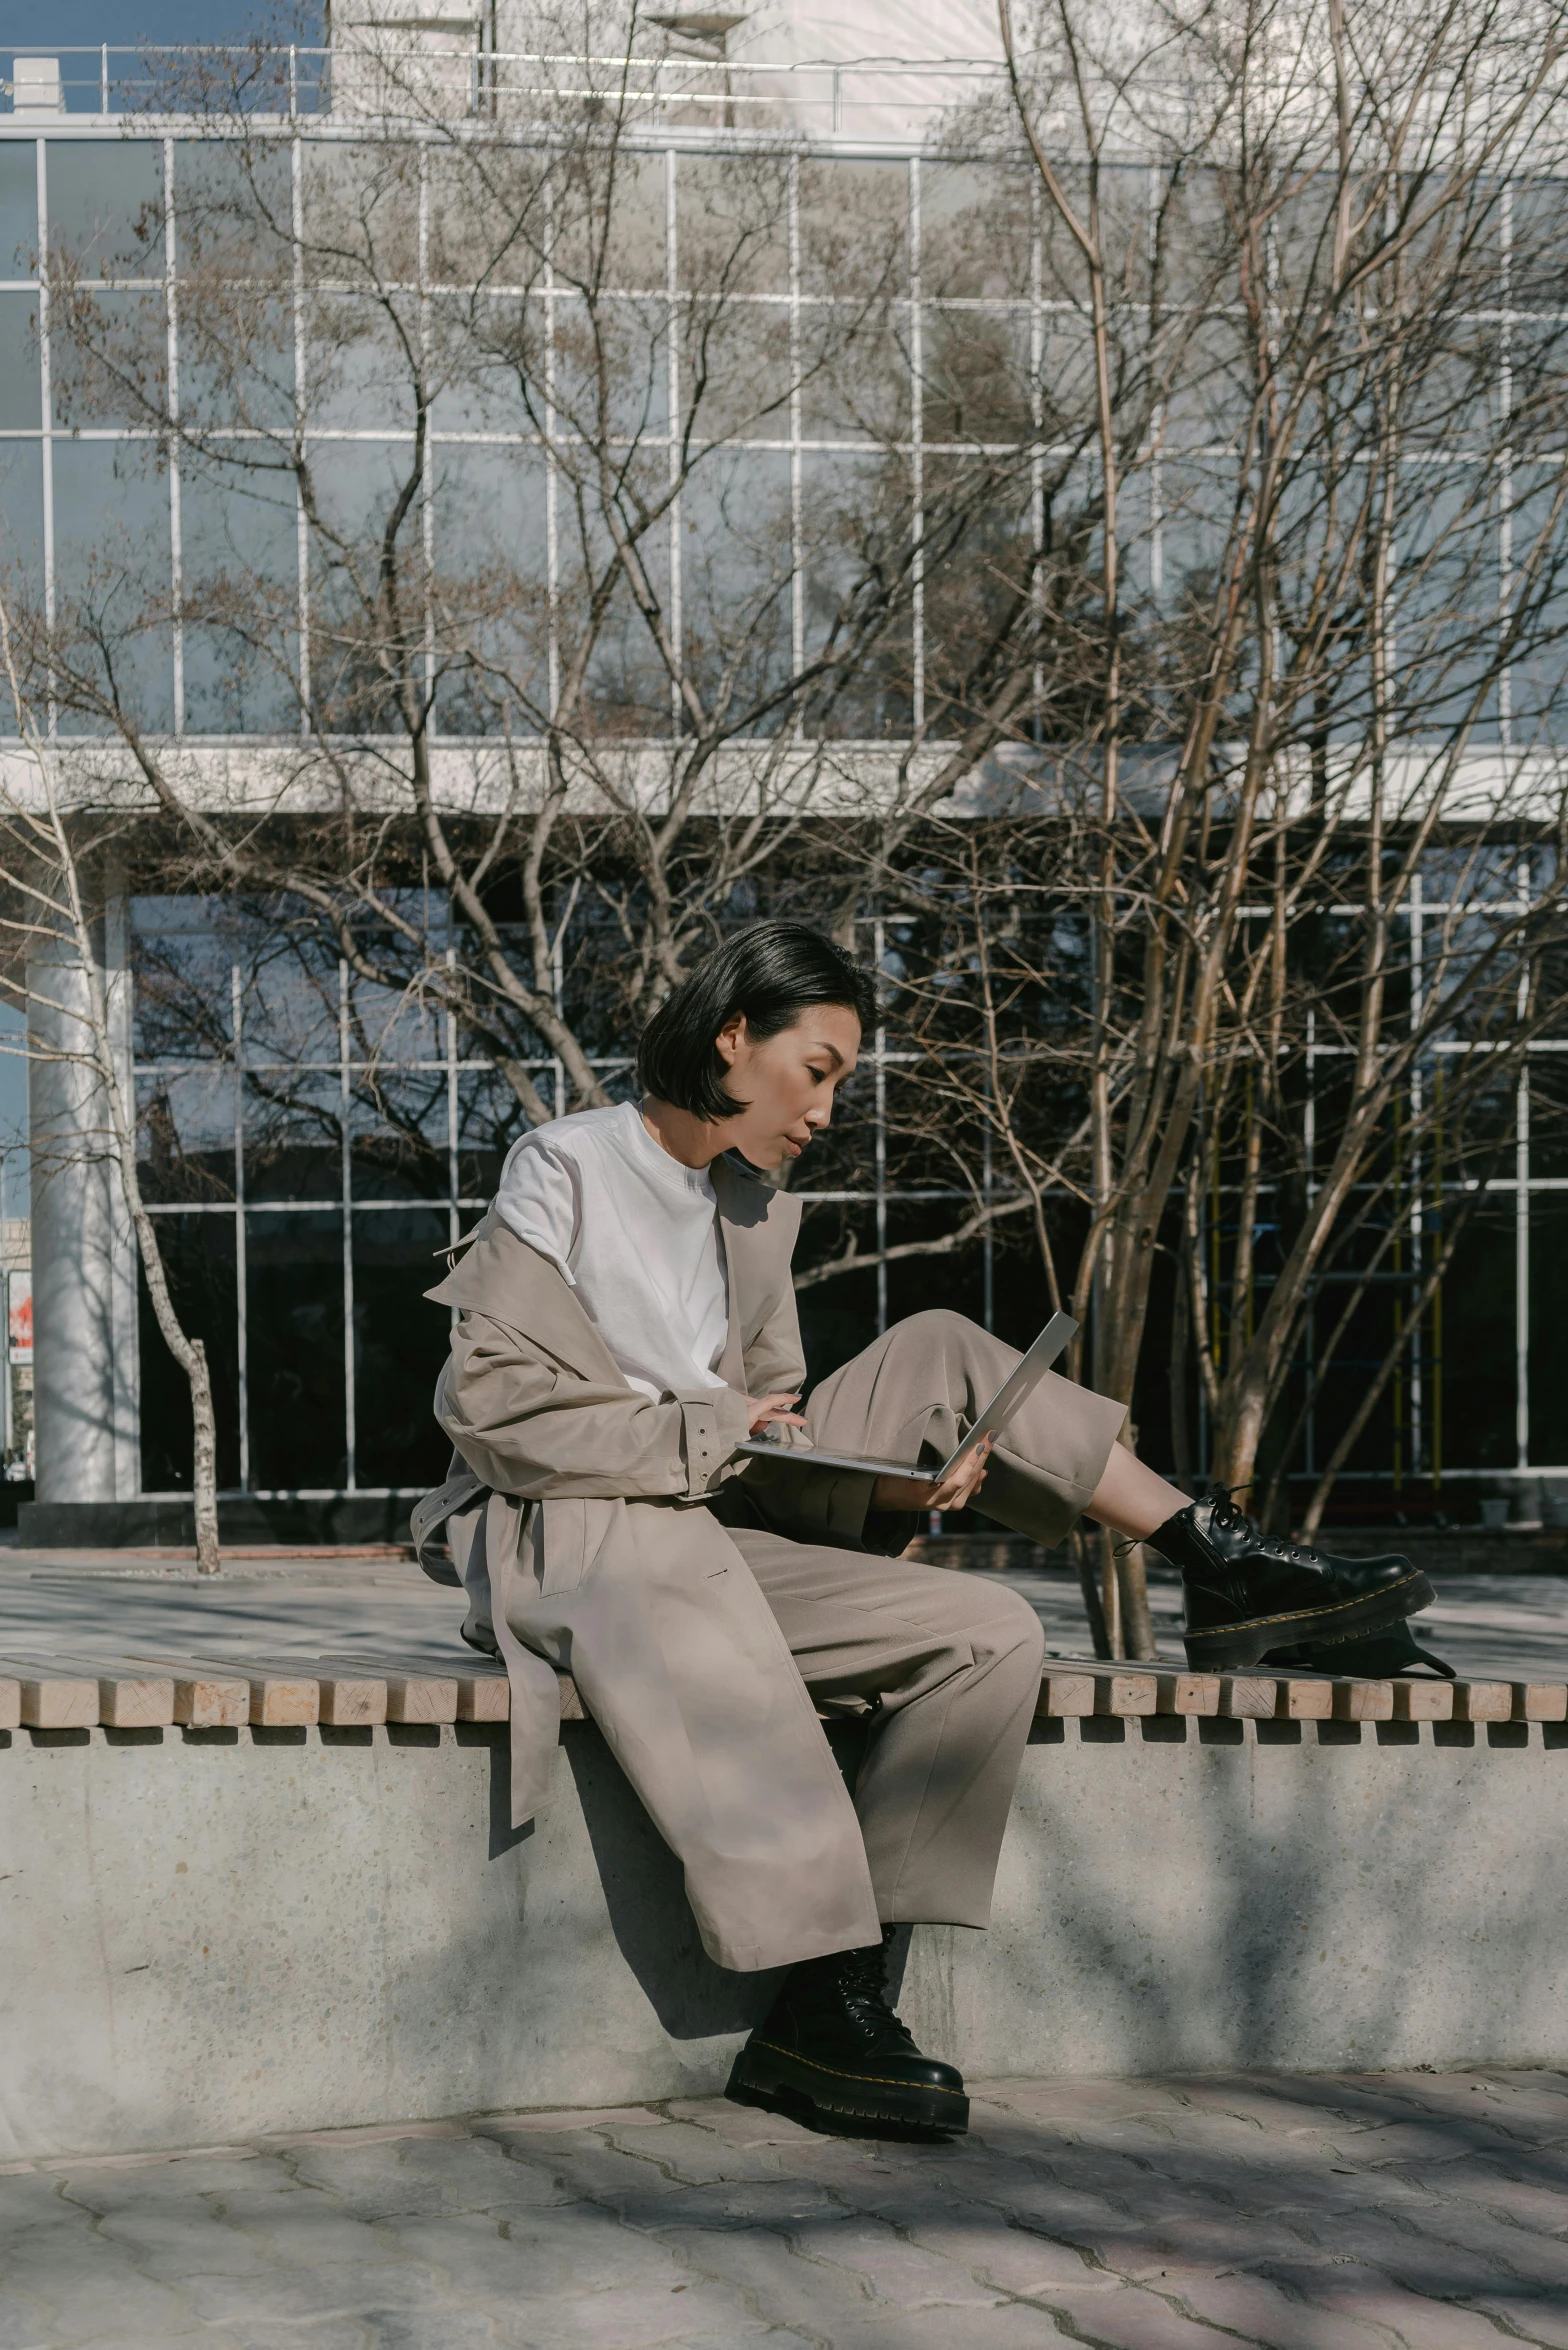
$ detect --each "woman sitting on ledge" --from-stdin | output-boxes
[415,920,1432,2139]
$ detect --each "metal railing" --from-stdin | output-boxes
[1,42,1007,135]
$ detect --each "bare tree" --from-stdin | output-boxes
[806,0,1568,1644]
[13,32,1048,1133]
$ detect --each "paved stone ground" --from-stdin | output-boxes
[3,1544,1568,1680]
[2,2073,1565,2348]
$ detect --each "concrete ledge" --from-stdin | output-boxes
[2,1709,1565,2158]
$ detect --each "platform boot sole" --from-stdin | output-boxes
[1182,1569,1436,1671]
[726,2040,970,2137]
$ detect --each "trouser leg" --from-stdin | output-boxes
[729,1309,1122,1926]
[806,1307,1127,1546]
[733,1531,1046,1927]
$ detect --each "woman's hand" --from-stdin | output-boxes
[746,1392,807,1437]
[873,1436,993,1515]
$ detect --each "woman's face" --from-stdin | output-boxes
[715,1005,862,1169]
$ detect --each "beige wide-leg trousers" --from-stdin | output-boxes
[720,1309,1127,1931]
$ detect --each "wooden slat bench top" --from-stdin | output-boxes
[0,1655,1563,1733]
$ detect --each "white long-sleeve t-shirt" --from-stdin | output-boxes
[493,1102,730,1404]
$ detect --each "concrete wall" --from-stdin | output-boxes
[3,1713,1565,2159]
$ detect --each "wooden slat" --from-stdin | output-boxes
[1038,1670,1096,1718]
[1219,1673,1278,1720]
[1390,1678,1455,1722]
[1095,1671,1159,1717]
[1454,1680,1512,1723]
[1155,1670,1220,1716]
[317,1676,387,1728]
[245,1675,320,1728]
[1332,1678,1395,1722]
[0,1678,20,1732]
[171,1673,250,1729]
[1280,1677,1334,1721]
[384,1674,458,1725]
[557,1676,586,1723]
[1512,1682,1568,1722]
[18,1677,98,1729]
[95,1674,174,1729]
[455,1673,509,1722]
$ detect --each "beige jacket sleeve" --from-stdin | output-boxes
[435,1311,754,1502]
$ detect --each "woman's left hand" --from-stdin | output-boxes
[873,1435,993,1515]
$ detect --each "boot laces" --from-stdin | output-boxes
[837,1936,917,2052]
[1202,1485,1322,1567]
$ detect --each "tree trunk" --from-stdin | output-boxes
[1117,1543,1158,1661]
[131,1200,222,1573]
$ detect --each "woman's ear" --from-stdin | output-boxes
[714,1014,746,1069]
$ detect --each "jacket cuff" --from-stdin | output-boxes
[675,1386,754,1497]
[860,1503,923,1557]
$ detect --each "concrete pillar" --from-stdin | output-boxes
[27,896,140,1505]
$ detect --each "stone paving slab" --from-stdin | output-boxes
[0,2070,1563,2348]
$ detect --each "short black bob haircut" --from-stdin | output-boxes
[636,920,876,1123]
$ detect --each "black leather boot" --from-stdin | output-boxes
[727,1928,969,2137]
[1148,1488,1434,1670]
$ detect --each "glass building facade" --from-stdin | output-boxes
[3,97,1565,1520]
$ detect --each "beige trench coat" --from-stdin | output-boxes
[412,1155,892,1971]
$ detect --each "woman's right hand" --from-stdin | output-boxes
[745,1392,807,1437]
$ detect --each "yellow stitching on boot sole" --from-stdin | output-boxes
[1186,1570,1429,1641]
[747,2041,968,2099]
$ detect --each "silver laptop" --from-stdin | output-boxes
[734,1311,1079,1490]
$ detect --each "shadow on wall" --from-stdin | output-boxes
[552,1722,884,2039]
[564,1728,782,2035]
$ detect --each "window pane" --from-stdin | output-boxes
[349,1075,448,1202]
[307,439,425,732]
[800,451,913,738]
[246,1208,346,1488]
[308,293,419,430]
[181,463,300,734]
[430,291,535,434]
[1530,1193,1568,1463]
[0,141,37,275]
[353,1207,452,1488]
[797,160,907,299]
[174,138,291,280]
[138,1215,241,1490]
[133,896,237,1059]
[431,444,548,732]
[45,140,163,277]
[553,450,673,732]
[921,163,1032,301]
[0,441,44,728]
[0,292,39,427]
[1436,1206,1516,1473]
[136,1072,237,1204]
[681,449,794,728]
[301,143,417,283]
[241,937,339,1067]
[244,1073,342,1203]
[178,294,294,431]
[51,285,166,426]
[51,438,175,733]
[676,153,789,296]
